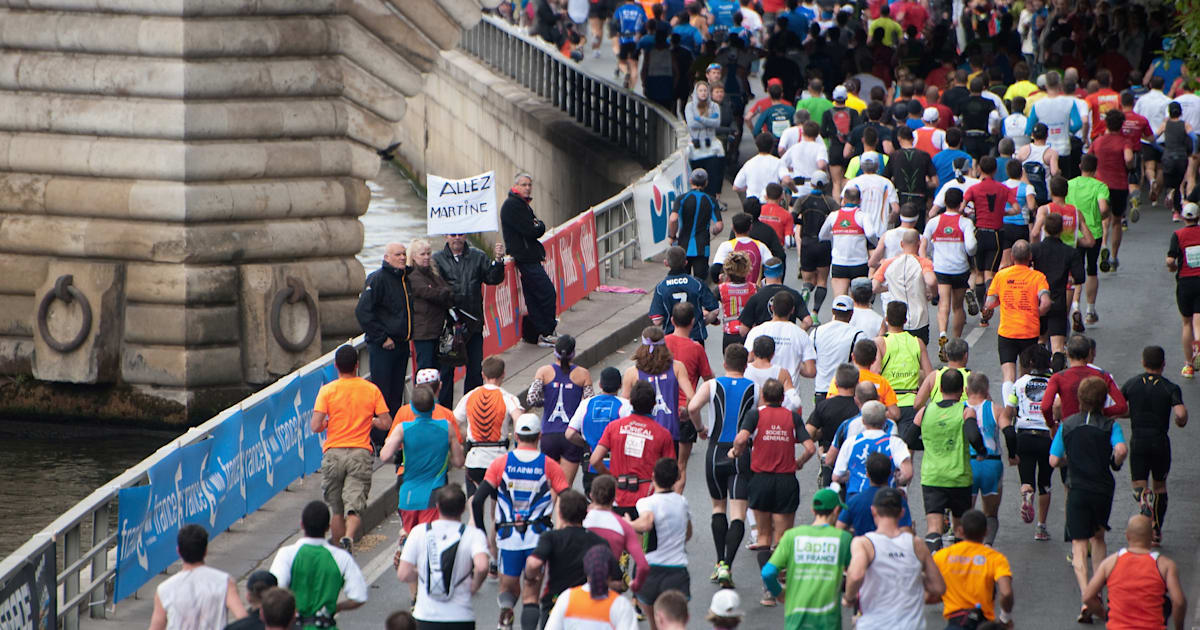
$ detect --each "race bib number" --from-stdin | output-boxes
[1185,245,1200,269]
[771,119,790,137]
[624,435,646,458]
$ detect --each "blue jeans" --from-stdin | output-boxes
[412,339,439,371]
[438,331,485,409]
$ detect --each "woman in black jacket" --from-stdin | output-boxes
[407,238,453,373]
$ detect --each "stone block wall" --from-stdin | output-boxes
[0,0,489,422]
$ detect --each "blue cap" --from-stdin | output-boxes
[763,261,784,278]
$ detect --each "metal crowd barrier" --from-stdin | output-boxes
[0,16,689,629]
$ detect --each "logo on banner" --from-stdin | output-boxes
[581,218,598,276]
[649,184,673,242]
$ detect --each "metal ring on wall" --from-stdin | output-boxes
[36,274,93,353]
[270,276,318,353]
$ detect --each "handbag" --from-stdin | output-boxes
[437,308,469,368]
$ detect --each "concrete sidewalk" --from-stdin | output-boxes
[84,257,664,627]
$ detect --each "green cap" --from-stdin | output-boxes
[813,488,847,511]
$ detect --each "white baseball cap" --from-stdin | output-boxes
[415,368,440,385]
[514,413,542,436]
[922,107,939,122]
[832,85,848,101]
[709,589,744,617]
[1183,202,1200,220]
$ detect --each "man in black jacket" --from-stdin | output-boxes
[355,242,412,445]
[433,234,507,408]
[501,173,558,346]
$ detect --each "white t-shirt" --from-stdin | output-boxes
[777,125,802,155]
[634,491,691,566]
[981,90,1009,120]
[733,153,783,200]
[809,320,863,394]
[1003,113,1030,146]
[1030,95,1080,154]
[744,363,802,411]
[850,306,884,339]
[779,139,829,182]
[745,320,817,386]
[1173,93,1200,132]
[844,173,898,239]
[923,212,977,274]
[818,207,872,266]
[878,226,919,260]
[932,176,981,212]
[400,520,489,622]
[880,254,931,329]
[156,565,231,630]
[1135,90,1171,137]
[455,384,523,469]
[544,583,639,630]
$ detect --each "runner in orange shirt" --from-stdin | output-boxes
[981,240,1051,407]
[1084,70,1121,142]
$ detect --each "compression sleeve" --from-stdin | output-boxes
[472,480,496,535]
[962,418,985,454]
[1002,424,1017,458]
[1049,429,1065,458]
[1110,422,1126,447]
[762,563,783,597]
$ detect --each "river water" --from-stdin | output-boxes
[0,162,427,558]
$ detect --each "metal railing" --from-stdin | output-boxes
[0,339,370,630]
[460,15,688,283]
[460,16,683,168]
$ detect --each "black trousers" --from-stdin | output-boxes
[368,340,409,444]
[438,331,485,408]
[518,262,557,341]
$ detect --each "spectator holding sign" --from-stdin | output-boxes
[501,173,559,347]
[434,233,507,408]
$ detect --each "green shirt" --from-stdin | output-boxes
[881,332,922,407]
[291,544,346,629]
[797,96,834,134]
[769,524,853,630]
[920,399,973,487]
[929,366,969,404]
[1064,176,1109,242]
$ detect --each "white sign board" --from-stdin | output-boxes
[632,153,688,259]
[426,171,498,235]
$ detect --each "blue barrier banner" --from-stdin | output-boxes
[269,376,306,493]
[300,369,329,475]
[203,414,245,537]
[114,445,183,602]
[241,400,280,515]
[0,537,57,630]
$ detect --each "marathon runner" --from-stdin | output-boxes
[1166,202,1200,375]
[884,126,938,234]
[269,502,367,630]
[873,301,932,437]
[470,414,570,630]
[565,366,630,495]
[667,172,724,281]
[1030,211,1086,355]
[981,239,1051,401]
[964,373,1013,547]
[589,380,677,515]
[832,400,913,500]
[807,363,863,488]
[1064,154,1111,326]
[793,170,836,315]
[744,336,801,411]
[924,187,977,357]
[649,246,720,342]
[818,186,874,298]
[761,488,853,628]
[527,336,591,486]
[687,344,758,588]
[663,302,713,488]
[963,156,1018,324]
[627,459,692,630]
[932,509,1015,629]
[1081,514,1188,630]
[621,326,697,450]
[872,229,937,344]
[717,251,757,349]
[1005,344,1055,541]
[1120,346,1188,546]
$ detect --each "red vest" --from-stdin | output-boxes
[915,127,941,156]
[719,282,757,333]
[1175,225,1200,278]
[1047,202,1078,239]
[931,213,966,243]
[830,208,865,237]
[1106,550,1167,630]
[751,405,801,473]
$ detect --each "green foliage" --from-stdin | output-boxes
[1165,1,1200,87]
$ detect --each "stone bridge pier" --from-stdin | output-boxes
[0,0,495,423]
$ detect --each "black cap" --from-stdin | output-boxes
[246,570,277,596]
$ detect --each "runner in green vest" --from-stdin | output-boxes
[269,501,368,630]
[875,302,932,442]
[761,489,853,630]
[909,369,985,552]
[914,337,971,413]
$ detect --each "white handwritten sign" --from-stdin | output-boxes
[427,171,498,235]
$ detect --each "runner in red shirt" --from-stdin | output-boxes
[1041,335,1128,426]
[1090,111,1136,271]
[759,183,797,245]
[589,380,677,515]
[962,157,1017,324]
[1119,91,1153,219]
[1084,70,1121,142]
[663,301,713,490]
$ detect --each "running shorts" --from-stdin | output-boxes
[1129,435,1171,482]
[997,336,1039,365]
[1041,305,1070,337]
[1177,277,1200,317]
[1081,242,1101,277]
[800,238,833,271]
[636,567,690,606]
[1001,224,1030,250]
[706,442,751,500]
[1065,488,1113,540]
[832,263,869,279]
[541,431,585,463]
[1016,429,1053,495]
[1109,188,1129,218]
[922,484,972,517]
[748,472,800,513]
[617,41,639,61]
[974,228,1002,273]
[970,458,1003,496]
[935,271,971,289]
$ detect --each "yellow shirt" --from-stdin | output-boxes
[868,17,903,46]
[1003,80,1039,106]
[933,540,1013,620]
[846,93,868,114]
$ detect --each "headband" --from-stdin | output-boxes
[553,350,575,360]
[641,336,665,347]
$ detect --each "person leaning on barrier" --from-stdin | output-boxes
[501,173,559,347]
[355,241,413,442]
[269,501,368,630]
[151,524,246,630]
[433,232,507,408]
[311,345,392,550]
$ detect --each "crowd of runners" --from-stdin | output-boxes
[142,0,1200,629]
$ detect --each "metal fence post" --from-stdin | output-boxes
[62,523,81,630]
[90,502,110,619]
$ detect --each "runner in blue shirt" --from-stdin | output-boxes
[613,1,647,87]
[565,367,631,496]
[707,0,739,35]
[965,373,1015,546]
[837,452,915,534]
[932,127,974,192]
[649,247,720,342]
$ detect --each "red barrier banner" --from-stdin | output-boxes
[481,261,522,357]
[542,210,601,315]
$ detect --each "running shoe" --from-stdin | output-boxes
[339,537,353,553]
[710,562,722,583]
[799,285,812,305]
[537,333,559,347]
[1109,258,1119,272]
[635,603,645,621]
[1182,365,1195,379]
[979,307,993,327]
[760,588,778,607]
[1129,197,1141,223]
[1099,247,1111,272]
[1138,489,1154,518]
[716,562,734,588]
[1085,311,1098,325]
[488,561,499,581]
[1020,491,1035,524]
[1072,311,1086,333]
[964,288,980,316]
[499,608,515,630]
[1077,605,1093,624]
[1034,523,1050,541]
[938,335,948,363]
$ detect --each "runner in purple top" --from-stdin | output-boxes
[527,335,592,486]
[621,326,697,444]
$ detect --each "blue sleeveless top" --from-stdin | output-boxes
[397,409,450,511]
